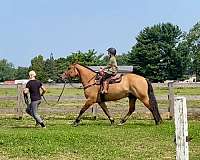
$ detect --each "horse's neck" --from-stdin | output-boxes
[76,65,96,86]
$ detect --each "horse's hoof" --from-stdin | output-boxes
[110,118,114,125]
[118,119,126,126]
[93,116,97,120]
[72,119,80,127]
[73,123,79,127]
[73,122,79,127]
[155,120,163,125]
[117,122,125,126]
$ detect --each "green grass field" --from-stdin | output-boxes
[0,86,200,160]
[0,118,200,160]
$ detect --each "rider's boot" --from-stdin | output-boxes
[103,81,109,94]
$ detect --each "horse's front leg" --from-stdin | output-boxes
[73,100,94,126]
[98,102,114,125]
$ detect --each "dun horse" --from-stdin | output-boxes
[62,63,162,126]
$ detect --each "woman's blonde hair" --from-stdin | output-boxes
[29,70,36,78]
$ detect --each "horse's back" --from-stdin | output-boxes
[123,73,148,98]
[124,73,147,84]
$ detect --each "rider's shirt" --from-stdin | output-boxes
[105,56,118,75]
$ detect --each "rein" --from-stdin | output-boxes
[41,95,54,106]
[40,80,66,106]
[22,79,67,107]
[67,77,82,89]
[79,66,98,89]
[57,80,67,102]
[83,82,97,89]
[83,74,97,89]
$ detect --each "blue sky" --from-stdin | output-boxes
[0,0,200,67]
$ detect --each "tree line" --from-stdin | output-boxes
[1,22,200,83]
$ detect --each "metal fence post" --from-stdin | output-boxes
[174,97,189,160]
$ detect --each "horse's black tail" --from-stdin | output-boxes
[146,79,162,125]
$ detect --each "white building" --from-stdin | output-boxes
[15,79,29,84]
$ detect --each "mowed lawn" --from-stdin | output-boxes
[0,118,199,160]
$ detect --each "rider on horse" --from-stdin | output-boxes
[100,47,118,94]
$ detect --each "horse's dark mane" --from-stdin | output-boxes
[76,63,96,73]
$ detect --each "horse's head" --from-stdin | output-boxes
[62,64,79,80]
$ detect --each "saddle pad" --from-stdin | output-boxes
[95,74,123,84]
[109,74,123,84]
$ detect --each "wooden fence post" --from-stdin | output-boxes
[174,97,189,160]
[16,83,24,119]
[168,82,174,119]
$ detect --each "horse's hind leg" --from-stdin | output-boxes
[142,97,161,125]
[119,94,137,125]
[98,102,114,125]
[73,100,94,126]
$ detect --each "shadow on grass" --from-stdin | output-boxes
[124,120,156,127]
[60,119,117,127]
[132,122,155,127]
[11,125,36,129]
[64,119,156,128]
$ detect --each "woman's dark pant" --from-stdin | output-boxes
[26,100,43,124]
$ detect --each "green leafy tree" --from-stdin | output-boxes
[0,59,15,81]
[175,37,191,78]
[54,57,68,82]
[128,23,187,82]
[117,54,129,65]
[66,49,103,66]
[186,22,200,81]
[101,56,109,66]
[15,67,29,79]
[45,53,57,82]
[30,55,47,82]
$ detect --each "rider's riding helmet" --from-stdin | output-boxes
[107,47,116,56]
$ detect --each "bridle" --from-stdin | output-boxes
[63,65,98,90]
[82,74,97,89]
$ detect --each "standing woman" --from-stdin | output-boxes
[23,70,46,128]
